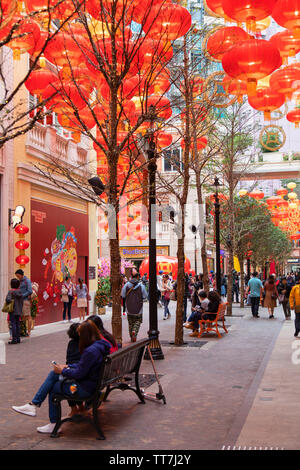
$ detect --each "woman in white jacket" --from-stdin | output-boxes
[161,274,173,320]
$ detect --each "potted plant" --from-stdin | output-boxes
[95,277,110,315]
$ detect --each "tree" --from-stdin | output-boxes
[26,0,192,344]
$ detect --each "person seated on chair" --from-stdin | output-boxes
[184,290,221,336]
[11,321,111,434]
[184,290,209,336]
[87,315,118,353]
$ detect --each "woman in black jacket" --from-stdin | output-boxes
[277,277,292,319]
[6,278,23,345]
[201,290,221,321]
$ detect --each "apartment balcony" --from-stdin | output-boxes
[237,152,300,181]
[25,122,88,166]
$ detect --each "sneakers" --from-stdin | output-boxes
[37,423,60,434]
[12,403,37,417]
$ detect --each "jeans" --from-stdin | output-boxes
[250,296,260,317]
[282,300,291,318]
[188,310,202,330]
[295,313,300,336]
[183,297,188,322]
[232,286,239,303]
[63,296,73,320]
[32,371,90,423]
[162,296,170,318]
[10,315,21,342]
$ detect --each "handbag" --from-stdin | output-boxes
[170,290,176,301]
[2,300,14,313]
[164,290,171,301]
[278,294,285,304]
[61,294,69,303]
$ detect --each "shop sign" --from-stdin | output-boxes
[120,245,169,259]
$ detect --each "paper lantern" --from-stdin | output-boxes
[25,68,57,98]
[287,182,297,190]
[16,255,30,266]
[270,30,300,64]
[277,188,288,196]
[7,15,40,60]
[143,2,192,41]
[14,224,29,235]
[222,75,248,103]
[206,26,249,61]
[239,189,248,196]
[287,108,300,128]
[139,255,191,281]
[222,39,282,96]
[269,65,300,99]
[205,0,234,21]
[248,86,285,120]
[248,190,264,199]
[222,0,278,29]
[272,0,300,39]
[15,240,30,250]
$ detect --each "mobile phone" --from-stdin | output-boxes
[51,361,57,365]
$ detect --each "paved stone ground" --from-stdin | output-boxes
[0,301,287,450]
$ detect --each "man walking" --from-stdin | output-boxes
[15,269,32,336]
[246,272,263,318]
[290,277,300,337]
[121,268,148,342]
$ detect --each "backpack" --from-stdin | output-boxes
[125,283,143,315]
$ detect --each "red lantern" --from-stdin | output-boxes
[272,0,300,39]
[222,39,282,96]
[269,65,300,100]
[222,0,278,29]
[248,86,285,120]
[269,30,300,64]
[143,2,191,41]
[146,95,172,120]
[139,255,191,281]
[7,15,41,60]
[248,190,265,199]
[154,132,173,149]
[181,136,208,151]
[15,240,30,250]
[277,188,288,196]
[205,0,233,21]
[14,224,29,235]
[287,108,300,128]
[206,26,249,61]
[25,69,57,98]
[16,255,30,266]
[44,32,85,68]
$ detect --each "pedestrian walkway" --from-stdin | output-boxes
[0,302,297,450]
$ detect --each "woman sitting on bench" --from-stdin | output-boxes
[184,290,221,336]
[12,321,111,434]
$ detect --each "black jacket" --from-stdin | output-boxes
[66,339,81,365]
[277,282,292,299]
[6,289,23,316]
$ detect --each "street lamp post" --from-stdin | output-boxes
[190,225,197,275]
[144,105,164,361]
[213,177,222,295]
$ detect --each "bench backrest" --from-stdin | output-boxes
[217,302,227,319]
[98,338,150,389]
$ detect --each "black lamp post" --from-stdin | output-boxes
[190,225,197,275]
[144,105,164,361]
[213,177,222,295]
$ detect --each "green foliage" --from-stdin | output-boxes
[95,276,111,307]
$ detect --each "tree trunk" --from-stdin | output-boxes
[175,226,185,345]
[110,237,122,344]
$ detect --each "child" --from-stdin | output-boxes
[6,278,23,345]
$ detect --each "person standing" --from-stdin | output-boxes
[161,274,172,320]
[15,269,32,337]
[263,275,279,319]
[76,278,89,321]
[62,276,75,323]
[232,271,240,303]
[5,278,24,344]
[121,269,148,342]
[290,277,300,338]
[157,270,163,307]
[246,272,263,318]
[277,277,292,320]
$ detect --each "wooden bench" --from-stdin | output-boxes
[198,302,228,338]
[51,338,150,440]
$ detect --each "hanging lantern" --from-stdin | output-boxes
[44,31,85,69]
[25,68,57,99]
[222,39,282,96]
[270,30,300,64]
[205,0,234,21]
[248,86,285,120]
[247,16,271,35]
[143,2,192,41]
[15,223,29,268]
[16,255,30,267]
[288,191,298,200]
[7,15,41,60]
[269,65,300,100]
[287,108,300,128]
[15,239,30,250]
[14,224,29,235]
[287,182,297,190]
[154,132,173,149]
[222,0,278,30]
[181,136,208,152]
[272,0,300,39]
[239,189,248,196]
[206,26,249,62]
